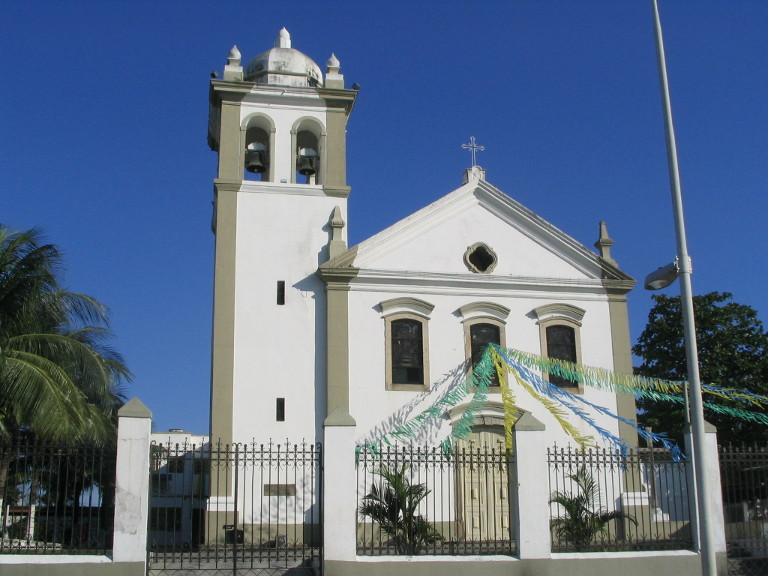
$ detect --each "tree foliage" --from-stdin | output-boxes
[359,463,443,555]
[550,467,636,551]
[633,292,768,445]
[0,226,130,443]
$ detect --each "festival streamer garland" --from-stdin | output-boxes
[495,348,685,460]
[500,346,768,423]
[358,345,768,459]
[358,354,493,456]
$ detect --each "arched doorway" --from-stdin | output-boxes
[449,403,517,545]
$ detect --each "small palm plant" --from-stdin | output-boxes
[550,467,636,551]
[359,463,443,555]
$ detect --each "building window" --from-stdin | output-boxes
[463,242,498,274]
[391,319,424,385]
[149,507,183,532]
[459,302,510,391]
[166,457,185,474]
[545,325,578,388]
[533,304,586,392]
[470,323,501,385]
[381,298,434,391]
[151,474,171,496]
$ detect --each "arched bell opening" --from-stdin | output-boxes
[296,131,319,184]
[244,125,270,182]
[292,118,325,185]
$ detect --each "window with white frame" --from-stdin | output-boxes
[381,298,434,391]
[533,303,586,392]
[459,302,510,389]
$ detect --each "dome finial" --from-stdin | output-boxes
[228,45,241,66]
[327,53,340,75]
[277,27,291,49]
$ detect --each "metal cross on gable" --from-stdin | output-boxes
[462,136,485,167]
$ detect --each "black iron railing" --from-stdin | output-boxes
[148,439,322,575]
[720,443,768,576]
[0,437,116,554]
[356,444,516,556]
[547,445,693,552]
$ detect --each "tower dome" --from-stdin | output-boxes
[244,28,323,88]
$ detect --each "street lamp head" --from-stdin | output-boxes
[644,260,680,290]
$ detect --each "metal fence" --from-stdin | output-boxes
[0,437,116,554]
[720,443,768,576]
[356,444,516,556]
[548,445,693,552]
[148,439,322,576]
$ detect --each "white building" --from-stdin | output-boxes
[190,27,731,576]
[207,28,638,453]
[148,430,209,549]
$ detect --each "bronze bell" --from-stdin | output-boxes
[245,149,266,173]
[297,155,316,176]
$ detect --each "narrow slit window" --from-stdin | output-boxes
[276,398,285,421]
[277,281,285,305]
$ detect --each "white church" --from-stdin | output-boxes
[196,27,722,576]
[207,27,637,453]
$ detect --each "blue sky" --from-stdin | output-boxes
[3,1,766,434]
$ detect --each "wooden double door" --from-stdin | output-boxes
[455,425,512,542]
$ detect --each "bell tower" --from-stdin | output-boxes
[207,29,357,445]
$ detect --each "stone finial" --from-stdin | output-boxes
[223,45,243,81]
[324,52,345,89]
[277,27,291,48]
[595,220,617,267]
[327,53,340,75]
[328,206,347,259]
[227,45,241,66]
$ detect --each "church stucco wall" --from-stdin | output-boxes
[346,283,622,447]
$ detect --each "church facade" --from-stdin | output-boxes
[200,28,724,576]
[207,29,638,452]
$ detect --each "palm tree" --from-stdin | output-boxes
[0,226,129,441]
[359,463,443,555]
[549,467,636,551]
[0,226,130,534]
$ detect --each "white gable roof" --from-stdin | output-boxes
[324,176,634,291]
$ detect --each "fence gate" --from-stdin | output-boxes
[147,440,322,576]
[720,444,768,576]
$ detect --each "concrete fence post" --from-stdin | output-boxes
[513,411,551,559]
[112,398,152,569]
[323,408,358,570]
[685,421,728,575]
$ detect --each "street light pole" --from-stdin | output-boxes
[651,2,716,575]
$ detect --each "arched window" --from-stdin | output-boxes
[391,318,424,385]
[242,114,274,182]
[470,323,501,385]
[292,118,325,185]
[533,304,586,392]
[380,298,434,391]
[545,324,578,388]
[459,302,510,390]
